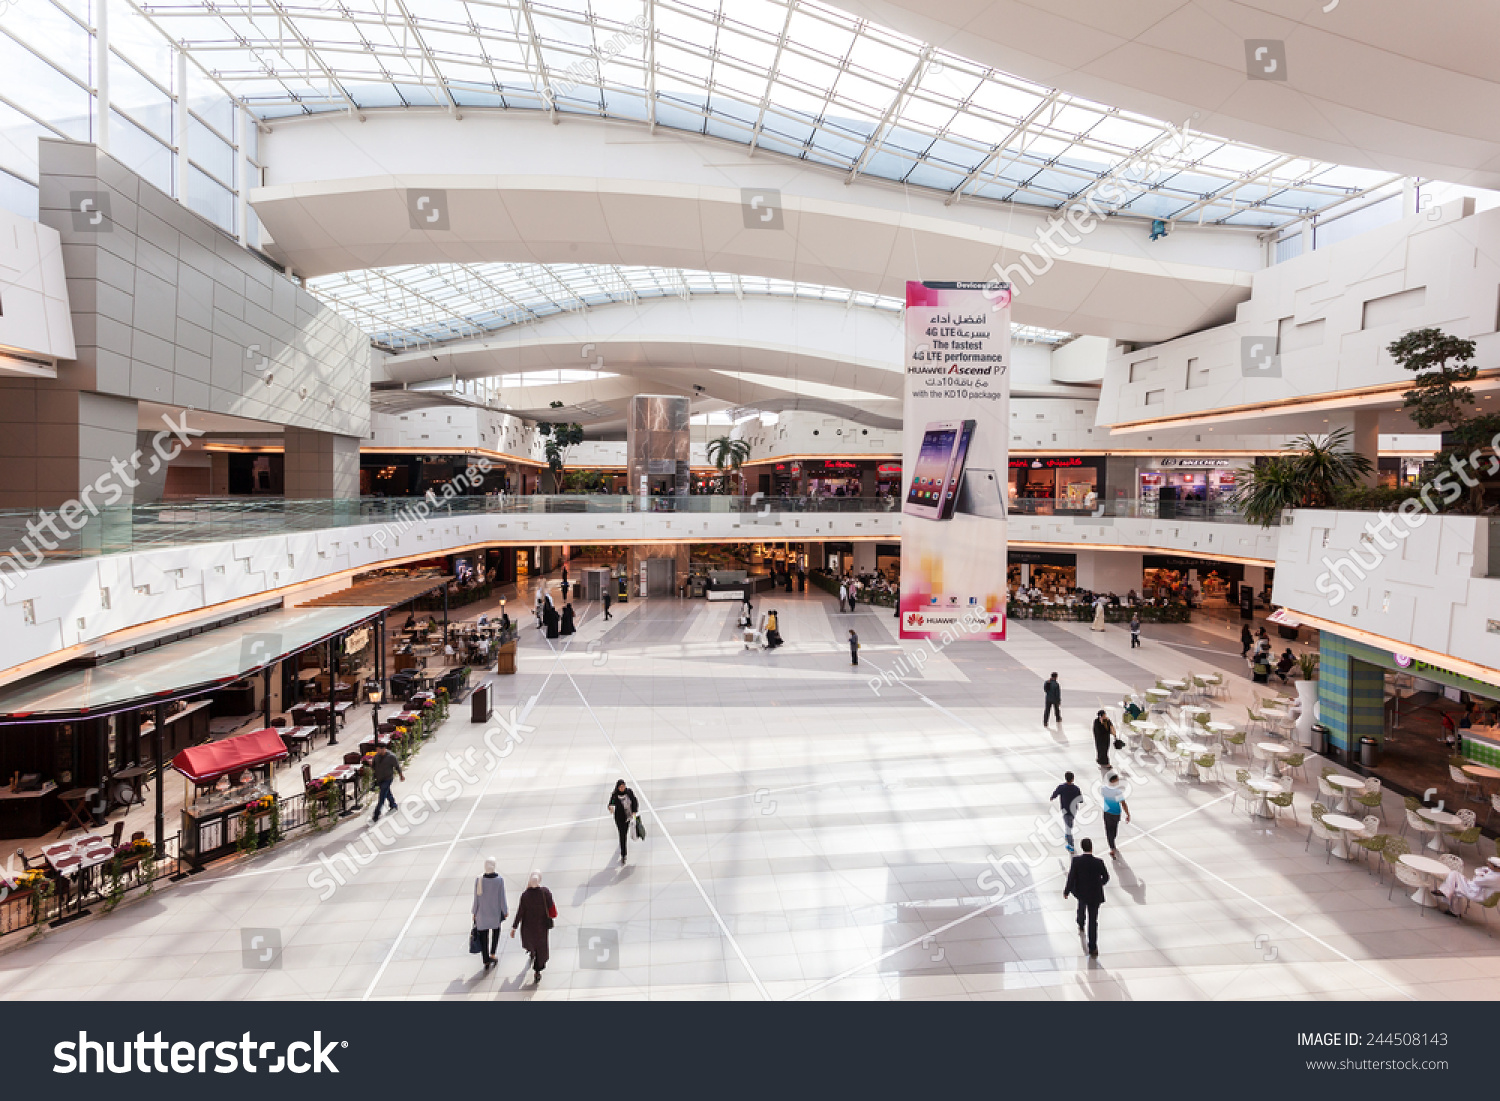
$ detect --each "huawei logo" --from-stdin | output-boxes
[905,613,925,627]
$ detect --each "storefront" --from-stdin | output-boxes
[1318,633,1500,801]
[1009,457,1104,511]
[1140,555,1244,602]
[1008,550,1077,595]
[1137,457,1241,508]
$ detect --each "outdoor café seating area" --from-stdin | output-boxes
[1114,670,1500,929]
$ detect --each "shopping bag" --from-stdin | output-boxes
[469,927,484,954]
[634,815,646,840]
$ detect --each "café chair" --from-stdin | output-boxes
[1376,835,1410,884]
[1446,809,1483,856]
[1449,763,1483,804]
[1353,778,1385,823]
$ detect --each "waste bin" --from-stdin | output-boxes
[1310,723,1329,756]
[1359,735,1379,767]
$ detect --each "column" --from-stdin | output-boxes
[1351,409,1380,488]
[284,426,361,499]
[0,385,139,510]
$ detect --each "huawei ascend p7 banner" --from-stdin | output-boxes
[899,281,1009,641]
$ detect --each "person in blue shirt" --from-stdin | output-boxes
[1049,772,1083,854]
[1099,773,1131,859]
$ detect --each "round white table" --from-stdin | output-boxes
[1326,774,1365,813]
[1256,741,1292,779]
[1321,813,1364,860]
[1246,778,1284,818]
[1205,721,1235,734]
[1418,807,1462,852]
[1145,688,1171,702]
[1160,679,1187,690]
[1488,856,1500,869]
[1180,705,1209,719]
[1399,853,1452,907]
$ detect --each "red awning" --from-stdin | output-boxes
[172,728,289,784]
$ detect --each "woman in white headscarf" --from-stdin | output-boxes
[471,857,508,970]
[510,869,556,984]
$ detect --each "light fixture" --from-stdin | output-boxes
[367,685,384,706]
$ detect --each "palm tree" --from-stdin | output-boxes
[706,435,751,494]
[1231,427,1373,527]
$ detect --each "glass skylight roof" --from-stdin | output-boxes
[119,0,1400,227]
[307,261,1077,351]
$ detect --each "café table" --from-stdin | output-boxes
[1399,853,1452,907]
[109,764,149,807]
[1205,721,1236,737]
[280,725,318,759]
[1326,774,1366,813]
[43,834,117,914]
[1246,778,1285,818]
[1320,813,1365,860]
[1418,807,1462,852]
[1462,763,1500,795]
[1255,742,1292,780]
[327,762,364,816]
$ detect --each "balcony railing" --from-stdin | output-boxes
[1009,498,1262,525]
[0,494,901,565]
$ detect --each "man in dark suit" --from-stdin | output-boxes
[1063,838,1110,958]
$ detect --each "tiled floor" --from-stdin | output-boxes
[2,582,1497,1001]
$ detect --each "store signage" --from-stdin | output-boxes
[1393,653,1413,667]
[1009,457,1085,469]
[900,281,1009,642]
[1156,457,1237,468]
[343,628,371,654]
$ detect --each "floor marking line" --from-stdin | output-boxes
[360,630,574,1001]
[552,641,772,1000]
[788,794,1233,1000]
[1137,832,1417,1001]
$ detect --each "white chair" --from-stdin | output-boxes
[1317,775,1343,808]
[1488,792,1500,829]
[1438,853,1464,874]
[1389,863,1434,913]
[1305,812,1338,864]
[1403,807,1439,848]
[1450,764,1482,804]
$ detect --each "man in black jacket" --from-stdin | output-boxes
[1063,838,1110,957]
[1043,672,1062,727]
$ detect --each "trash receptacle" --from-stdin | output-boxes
[1360,735,1379,767]
[1310,723,1329,756]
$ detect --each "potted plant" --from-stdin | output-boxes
[1294,653,1320,746]
[1230,428,1374,527]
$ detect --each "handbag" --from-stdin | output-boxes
[469,927,484,955]
[543,890,556,930]
[634,814,646,840]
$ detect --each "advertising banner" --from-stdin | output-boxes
[900,281,1010,640]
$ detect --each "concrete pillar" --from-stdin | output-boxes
[1351,410,1380,488]
[1076,550,1143,594]
[0,383,138,510]
[859,465,876,498]
[283,426,360,499]
[852,542,877,574]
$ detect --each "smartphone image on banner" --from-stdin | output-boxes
[956,467,1007,520]
[904,421,963,520]
[939,420,977,520]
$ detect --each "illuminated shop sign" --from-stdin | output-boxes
[1009,457,1085,469]
[1156,458,1237,468]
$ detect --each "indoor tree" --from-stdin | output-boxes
[1231,428,1373,527]
[706,435,751,494]
[536,401,585,491]
[1390,327,1499,512]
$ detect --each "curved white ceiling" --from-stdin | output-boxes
[819,0,1500,188]
[256,113,1258,342]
